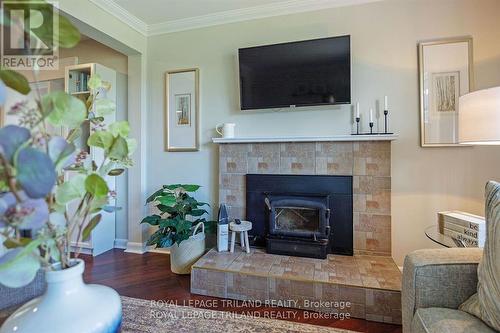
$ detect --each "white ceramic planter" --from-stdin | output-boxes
[0,259,121,333]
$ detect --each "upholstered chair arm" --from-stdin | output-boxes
[402,248,483,332]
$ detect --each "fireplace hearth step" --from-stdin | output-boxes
[191,248,402,324]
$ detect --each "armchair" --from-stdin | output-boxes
[402,248,495,332]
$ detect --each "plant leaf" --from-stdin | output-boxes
[94,99,116,117]
[3,238,31,249]
[54,11,81,48]
[157,195,176,207]
[108,168,124,176]
[16,148,56,199]
[88,195,109,214]
[189,209,208,217]
[0,247,40,288]
[88,131,114,150]
[0,192,16,215]
[0,125,31,163]
[44,92,87,129]
[108,136,128,160]
[102,205,121,213]
[109,121,130,137]
[85,174,109,198]
[18,198,49,230]
[87,75,102,90]
[48,136,76,171]
[0,70,30,95]
[164,184,200,192]
[46,239,60,262]
[66,127,82,143]
[55,174,86,205]
[82,214,101,241]
[141,214,161,226]
[156,204,177,214]
[146,188,165,204]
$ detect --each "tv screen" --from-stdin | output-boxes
[238,35,351,110]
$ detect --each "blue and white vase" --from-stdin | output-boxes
[0,259,121,333]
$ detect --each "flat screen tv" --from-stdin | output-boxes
[238,35,351,110]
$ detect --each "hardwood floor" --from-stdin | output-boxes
[82,249,402,333]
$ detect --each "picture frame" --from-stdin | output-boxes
[165,68,200,152]
[418,37,473,147]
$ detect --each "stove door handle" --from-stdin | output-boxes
[325,208,331,220]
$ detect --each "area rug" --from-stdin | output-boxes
[121,296,354,333]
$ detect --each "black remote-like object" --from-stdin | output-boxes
[235,219,242,225]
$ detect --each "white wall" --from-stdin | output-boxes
[146,0,500,265]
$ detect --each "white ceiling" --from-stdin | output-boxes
[112,0,290,25]
[90,0,383,36]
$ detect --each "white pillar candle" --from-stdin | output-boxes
[356,102,360,118]
[369,108,373,123]
[384,96,388,110]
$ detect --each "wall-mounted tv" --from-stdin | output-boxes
[238,35,351,110]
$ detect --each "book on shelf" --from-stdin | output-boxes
[437,211,486,247]
[442,227,484,247]
[438,211,485,232]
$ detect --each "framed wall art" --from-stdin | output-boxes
[164,68,199,152]
[418,37,473,147]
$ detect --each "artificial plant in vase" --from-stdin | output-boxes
[142,184,214,274]
[0,2,136,332]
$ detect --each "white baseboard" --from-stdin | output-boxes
[114,238,128,249]
[124,241,147,254]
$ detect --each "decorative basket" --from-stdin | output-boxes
[169,222,205,274]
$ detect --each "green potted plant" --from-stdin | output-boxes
[142,184,214,274]
[0,2,136,332]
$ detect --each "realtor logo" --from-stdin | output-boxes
[1,0,59,70]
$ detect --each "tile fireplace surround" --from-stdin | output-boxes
[191,135,401,324]
[216,135,395,256]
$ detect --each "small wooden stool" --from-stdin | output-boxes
[229,221,252,254]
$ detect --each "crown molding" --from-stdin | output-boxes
[89,0,148,35]
[147,0,382,36]
[90,0,383,37]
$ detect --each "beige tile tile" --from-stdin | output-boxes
[365,289,401,324]
[227,251,277,276]
[248,143,280,174]
[219,189,245,207]
[220,144,249,174]
[315,142,353,175]
[280,143,315,174]
[227,273,269,301]
[226,205,245,221]
[219,174,245,190]
[192,249,240,270]
[354,191,390,214]
[353,176,391,194]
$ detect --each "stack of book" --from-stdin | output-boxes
[438,211,486,247]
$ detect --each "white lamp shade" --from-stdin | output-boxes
[459,86,500,145]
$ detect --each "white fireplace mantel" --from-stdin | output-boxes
[212,134,398,144]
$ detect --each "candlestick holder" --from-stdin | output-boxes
[384,110,388,134]
[369,122,374,134]
[355,117,360,135]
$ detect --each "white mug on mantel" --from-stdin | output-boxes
[216,123,235,138]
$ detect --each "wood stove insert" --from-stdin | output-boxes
[246,174,353,257]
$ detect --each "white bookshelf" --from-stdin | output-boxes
[65,63,117,256]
